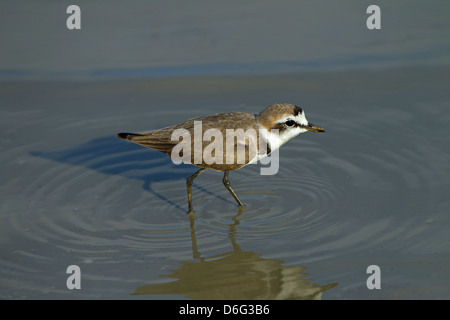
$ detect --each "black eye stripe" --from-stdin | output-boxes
[272,120,300,131]
[272,123,286,131]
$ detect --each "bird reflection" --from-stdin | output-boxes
[133,209,337,300]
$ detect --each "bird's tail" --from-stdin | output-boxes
[117,132,176,153]
[117,132,144,140]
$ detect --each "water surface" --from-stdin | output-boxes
[1,67,449,299]
[1,0,449,300]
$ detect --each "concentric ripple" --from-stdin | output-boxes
[1,92,449,298]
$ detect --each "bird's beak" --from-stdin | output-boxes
[304,122,325,133]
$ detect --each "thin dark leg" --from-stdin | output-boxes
[186,168,207,213]
[222,171,244,207]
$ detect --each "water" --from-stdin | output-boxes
[1,1,450,300]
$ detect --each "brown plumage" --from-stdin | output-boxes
[118,112,260,171]
[117,103,324,212]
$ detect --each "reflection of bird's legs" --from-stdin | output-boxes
[186,168,207,213]
[222,171,244,207]
[188,212,203,261]
[228,205,245,253]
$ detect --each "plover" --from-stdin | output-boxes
[118,103,324,213]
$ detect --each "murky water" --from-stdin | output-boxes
[1,67,449,299]
[1,1,450,300]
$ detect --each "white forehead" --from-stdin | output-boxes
[276,110,309,126]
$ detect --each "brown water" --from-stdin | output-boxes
[1,1,449,300]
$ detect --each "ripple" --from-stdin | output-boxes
[2,97,449,298]
[13,103,435,264]
[7,124,342,269]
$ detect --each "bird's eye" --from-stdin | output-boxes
[285,120,296,127]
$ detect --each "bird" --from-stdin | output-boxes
[117,103,324,213]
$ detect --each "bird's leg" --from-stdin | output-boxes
[186,168,207,213]
[222,171,244,207]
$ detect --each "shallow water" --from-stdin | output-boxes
[1,67,449,299]
[1,0,450,300]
